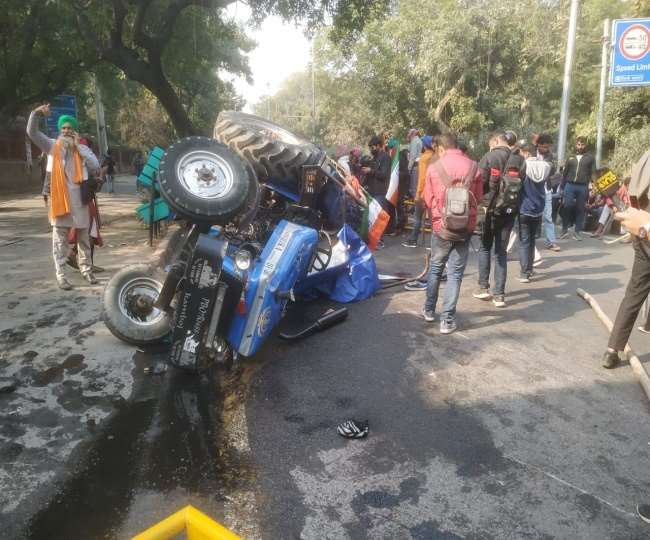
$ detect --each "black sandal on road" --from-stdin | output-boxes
[337,419,369,439]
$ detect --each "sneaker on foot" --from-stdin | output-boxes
[547,244,561,252]
[601,350,620,369]
[57,277,73,291]
[473,289,492,300]
[422,309,435,322]
[573,231,583,241]
[83,272,98,285]
[401,240,418,248]
[519,276,530,283]
[440,319,457,334]
[337,419,369,439]
[405,280,427,291]
[492,295,506,308]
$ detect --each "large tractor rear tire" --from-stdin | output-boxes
[214,111,324,188]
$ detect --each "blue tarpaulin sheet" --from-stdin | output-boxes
[308,224,379,303]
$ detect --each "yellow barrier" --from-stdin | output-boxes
[132,505,241,540]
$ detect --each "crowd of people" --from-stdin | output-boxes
[338,127,650,368]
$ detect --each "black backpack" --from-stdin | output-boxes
[492,154,522,216]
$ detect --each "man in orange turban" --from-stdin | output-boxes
[27,104,100,290]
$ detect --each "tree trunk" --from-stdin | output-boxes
[432,76,465,133]
[149,70,198,138]
[104,47,198,138]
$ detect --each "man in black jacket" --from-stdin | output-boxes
[560,137,596,240]
[361,135,391,197]
[473,131,526,308]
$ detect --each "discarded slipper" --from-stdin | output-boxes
[337,419,369,439]
[637,503,650,524]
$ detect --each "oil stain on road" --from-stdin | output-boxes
[23,349,240,539]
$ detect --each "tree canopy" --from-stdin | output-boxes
[1,0,389,140]
[258,0,649,172]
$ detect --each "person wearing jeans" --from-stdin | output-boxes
[560,182,589,238]
[519,215,540,279]
[473,132,526,307]
[424,235,470,327]
[421,133,482,334]
[517,143,550,282]
[560,137,596,240]
[543,188,560,250]
[476,215,515,306]
[403,135,435,247]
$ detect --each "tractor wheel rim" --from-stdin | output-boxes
[176,150,235,200]
[118,276,165,325]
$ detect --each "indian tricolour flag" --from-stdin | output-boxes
[385,141,400,207]
[359,193,390,250]
[357,140,400,250]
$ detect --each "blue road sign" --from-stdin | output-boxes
[46,95,78,137]
[610,19,650,87]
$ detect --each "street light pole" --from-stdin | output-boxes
[557,0,580,167]
[311,43,316,141]
[93,75,108,157]
[596,19,610,168]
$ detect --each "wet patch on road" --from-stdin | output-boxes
[67,319,99,338]
[34,314,63,329]
[22,350,251,540]
[409,520,466,540]
[0,325,33,348]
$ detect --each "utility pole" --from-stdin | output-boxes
[93,75,108,157]
[596,19,610,168]
[557,0,580,166]
[311,43,316,141]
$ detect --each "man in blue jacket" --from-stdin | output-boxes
[518,144,551,283]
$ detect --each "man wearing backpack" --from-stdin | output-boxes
[422,133,483,334]
[474,132,526,307]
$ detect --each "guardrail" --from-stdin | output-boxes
[132,505,240,540]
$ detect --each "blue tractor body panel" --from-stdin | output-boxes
[226,220,318,356]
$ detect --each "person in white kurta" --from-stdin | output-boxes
[27,104,100,289]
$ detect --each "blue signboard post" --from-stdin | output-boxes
[610,18,650,87]
[45,95,77,137]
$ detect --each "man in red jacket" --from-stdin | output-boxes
[422,133,483,334]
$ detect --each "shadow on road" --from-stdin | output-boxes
[23,349,228,540]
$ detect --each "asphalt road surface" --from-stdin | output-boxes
[238,235,650,539]
[2,202,650,538]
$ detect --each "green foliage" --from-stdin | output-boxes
[0,0,95,119]
[609,124,650,178]
[261,0,646,164]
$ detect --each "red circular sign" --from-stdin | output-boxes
[620,24,650,61]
